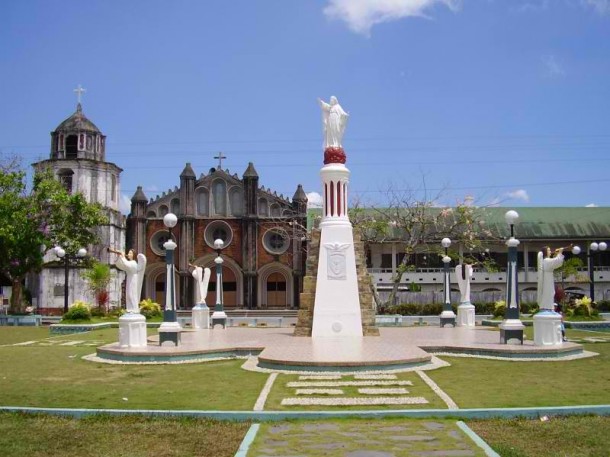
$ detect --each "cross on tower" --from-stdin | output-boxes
[74,84,86,104]
[214,152,227,169]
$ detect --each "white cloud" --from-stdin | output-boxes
[505,189,530,202]
[119,193,132,214]
[323,0,462,36]
[586,203,598,207]
[542,55,565,77]
[306,192,323,208]
[581,0,610,15]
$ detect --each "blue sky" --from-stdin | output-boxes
[1,0,609,212]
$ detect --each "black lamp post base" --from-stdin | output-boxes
[440,316,456,328]
[211,317,226,329]
[159,330,181,346]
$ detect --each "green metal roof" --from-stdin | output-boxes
[307,207,610,240]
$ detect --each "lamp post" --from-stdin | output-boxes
[588,242,607,302]
[439,237,456,327]
[159,212,181,346]
[54,246,87,313]
[499,210,524,344]
[211,239,228,328]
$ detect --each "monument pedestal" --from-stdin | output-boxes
[211,310,227,329]
[534,310,563,346]
[192,303,210,330]
[456,302,475,327]
[499,319,525,345]
[118,313,147,348]
[159,310,182,347]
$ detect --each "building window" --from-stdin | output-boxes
[147,210,157,218]
[57,169,74,194]
[66,135,78,159]
[270,203,281,218]
[213,180,227,216]
[258,198,269,217]
[159,205,169,217]
[150,230,175,256]
[263,229,289,255]
[196,188,209,216]
[229,187,243,216]
[204,220,233,248]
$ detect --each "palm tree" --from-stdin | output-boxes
[81,261,111,314]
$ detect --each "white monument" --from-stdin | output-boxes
[455,263,475,327]
[110,248,148,348]
[534,247,565,346]
[311,96,363,338]
[190,264,211,330]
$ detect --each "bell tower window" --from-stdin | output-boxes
[66,135,78,159]
[57,169,74,194]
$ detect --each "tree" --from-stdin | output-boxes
[81,261,112,313]
[0,160,108,313]
[350,185,496,309]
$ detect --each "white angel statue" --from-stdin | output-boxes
[109,248,147,313]
[190,263,211,305]
[318,96,349,148]
[537,247,564,310]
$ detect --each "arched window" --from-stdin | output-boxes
[147,210,157,218]
[159,205,169,217]
[229,187,243,216]
[270,203,281,218]
[213,180,227,216]
[196,188,209,216]
[57,169,74,194]
[171,198,180,215]
[65,135,78,159]
[258,198,268,217]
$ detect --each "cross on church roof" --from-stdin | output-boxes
[214,152,227,169]
[73,84,86,104]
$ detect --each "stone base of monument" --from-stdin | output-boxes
[456,303,475,327]
[118,313,147,348]
[499,319,525,345]
[159,310,182,347]
[211,310,227,329]
[439,310,457,328]
[534,310,563,346]
[192,303,210,330]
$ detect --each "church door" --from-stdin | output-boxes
[266,272,287,308]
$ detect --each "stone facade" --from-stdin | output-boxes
[30,103,126,314]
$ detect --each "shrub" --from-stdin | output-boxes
[493,300,506,318]
[139,298,162,320]
[596,300,610,312]
[108,307,125,318]
[520,302,539,315]
[473,302,496,315]
[63,301,92,321]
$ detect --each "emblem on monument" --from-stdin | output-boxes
[324,242,350,280]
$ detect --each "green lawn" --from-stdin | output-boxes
[0,329,267,410]
[0,327,50,345]
[0,412,248,457]
[428,342,610,408]
[468,415,610,457]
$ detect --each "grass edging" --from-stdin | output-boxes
[456,421,501,457]
[2,405,609,422]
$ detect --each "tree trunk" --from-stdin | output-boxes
[385,256,409,307]
[8,278,24,314]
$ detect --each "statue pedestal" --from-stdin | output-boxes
[456,302,475,327]
[192,303,210,330]
[534,310,563,346]
[118,313,147,348]
[499,319,525,345]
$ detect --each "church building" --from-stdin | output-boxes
[127,161,308,310]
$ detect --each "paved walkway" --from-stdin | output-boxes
[246,419,487,457]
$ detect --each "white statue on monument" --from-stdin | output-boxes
[318,96,349,148]
[109,248,147,313]
[190,263,211,330]
[455,263,475,327]
[534,247,565,346]
[108,248,147,348]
